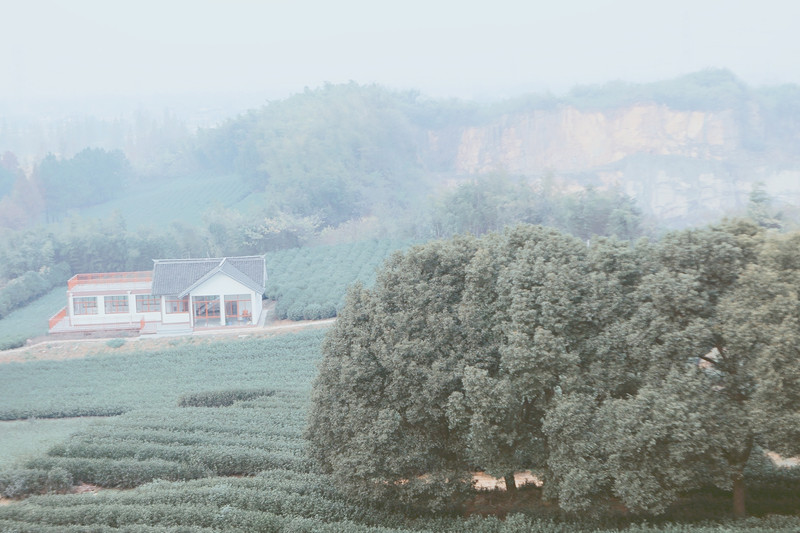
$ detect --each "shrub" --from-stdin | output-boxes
[177,388,275,408]
[0,467,72,498]
[106,338,126,349]
[287,304,306,321]
[303,304,323,320]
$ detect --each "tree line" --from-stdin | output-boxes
[307,221,800,518]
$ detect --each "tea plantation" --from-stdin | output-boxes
[265,239,415,320]
[1,330,799,531]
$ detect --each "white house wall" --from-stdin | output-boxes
[68,292,160,327]
[160,294,190,325]
[190,272,263,325]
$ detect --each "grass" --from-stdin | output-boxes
[0,287,65,350]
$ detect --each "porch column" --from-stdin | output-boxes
[67,292,74,326]
[220,294,226,326]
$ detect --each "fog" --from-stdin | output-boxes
[4,0,799,106]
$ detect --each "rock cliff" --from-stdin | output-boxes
[438,103,800,226]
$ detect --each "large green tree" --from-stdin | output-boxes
[307,236,480,511]
[308,221,800,518]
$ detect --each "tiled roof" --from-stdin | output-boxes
[151,256,266,297]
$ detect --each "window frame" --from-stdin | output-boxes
[104,295,130,314]
[73,296,98,315]
[165,296,189,314]
[136,294,161,313]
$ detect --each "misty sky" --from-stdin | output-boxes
[4,0,800,102]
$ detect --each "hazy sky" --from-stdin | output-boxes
[3,0,800,102]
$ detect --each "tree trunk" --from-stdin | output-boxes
[730,437,753,519]
[732,474,746,518]
[504,472,517,495]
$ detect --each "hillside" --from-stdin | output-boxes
[189,70,800,229]
[2,70,799,236]
[425,71,800,226]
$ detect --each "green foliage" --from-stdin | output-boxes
[430,176,644,241]
[0,468,72,498]
[309,221,800,518]
[0,263,71,320]
[0,288,66,350]
[0,332,320,499]
[308,235,484,511]
[0,325,799,530]
[0,419,98,469]
[0,332,321,421]
[195,83,429,226]
[80,175,252,232]
[266,239,416,320]
[564,69,749,111]
[105,338,126,349]
[36,148,130,219]
[177,388,275,408]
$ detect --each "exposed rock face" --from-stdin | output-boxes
[443,104,800,226]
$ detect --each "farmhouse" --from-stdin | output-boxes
[48,256,267,335]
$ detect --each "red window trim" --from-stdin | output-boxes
[136,295,161,313]
[105,295,130,314]
[165,296,189,314]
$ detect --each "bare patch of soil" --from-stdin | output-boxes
[473,470,541,490]
[767,451,800,467]
[72,483,105,495]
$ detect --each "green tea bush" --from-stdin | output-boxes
[2,329,799,532]
[177,388,275,408]
[0,467,72,498]
[24,457,211,488]
[105,338,126,349]
[0,406,126,422]
[0,262,71,320]
[266,239,415,320]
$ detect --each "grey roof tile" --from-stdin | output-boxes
[151,256,266,296]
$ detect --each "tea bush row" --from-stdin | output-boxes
[0,262,71,320]
[0,331,323,421]
[0,468,72,498]
[265,239,415,320]
[177,388,275,408]
[0,406,126,422]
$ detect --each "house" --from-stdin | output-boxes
[48,256,267,335]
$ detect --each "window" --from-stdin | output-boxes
[105,295,129,314]
[73,296,97,315]
[193,296,220,319]
[136,295,161,313]
[165,296,189,314]
[225,294,253,324]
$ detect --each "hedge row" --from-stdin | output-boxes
[0,406,126,422]
[266,239,415,321]
[0,468,72,498]
[177,388,275,408]
[0,262,71,320]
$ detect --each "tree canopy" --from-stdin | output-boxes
[307,221,800,517]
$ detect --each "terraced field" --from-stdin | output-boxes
[2,325,800,531]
